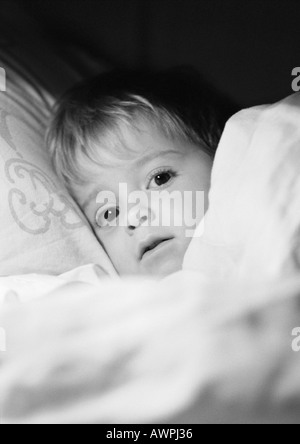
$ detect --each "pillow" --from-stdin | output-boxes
[0,61,116,276]
[184,93,300,281]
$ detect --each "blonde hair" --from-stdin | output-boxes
[47,69,226,191]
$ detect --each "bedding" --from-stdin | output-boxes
[2,94,300,423]
[184,93,300,281]
[0,59,116,276]
[0,264,113,306]
[1,270,300,424]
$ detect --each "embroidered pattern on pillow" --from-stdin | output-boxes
[0,109,85,235]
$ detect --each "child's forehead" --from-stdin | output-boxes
[93,120,187,168]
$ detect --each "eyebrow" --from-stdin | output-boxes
[132,149,181,167]
[81,150,181,210]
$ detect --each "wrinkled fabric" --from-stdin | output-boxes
[1,272,300,424]
[184,94,300,281]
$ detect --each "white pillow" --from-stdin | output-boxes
[0,62,116,276]
[184,93,300,281]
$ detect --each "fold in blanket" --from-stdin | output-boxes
[184,93,300,281]
[1,271,300,424]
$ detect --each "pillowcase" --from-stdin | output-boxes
[0,61,116,276]
[184,93,300,281]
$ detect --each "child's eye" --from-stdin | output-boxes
[147,168,178,190]
[95,205,120,228]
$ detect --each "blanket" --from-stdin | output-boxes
[1,271,300,424]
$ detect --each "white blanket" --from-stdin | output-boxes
[1,271,300,424]
[185,93,300,281]
[0,264,116,306]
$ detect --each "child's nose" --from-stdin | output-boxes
[127,206,154,232]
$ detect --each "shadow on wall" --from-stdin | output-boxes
[2,0,300,107]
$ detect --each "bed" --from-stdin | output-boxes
[1,6,300,424]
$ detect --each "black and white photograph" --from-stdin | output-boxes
[0,0,300,427]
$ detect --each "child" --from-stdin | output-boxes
[47,68,234,278]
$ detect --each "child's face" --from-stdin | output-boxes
[74,123,213,278]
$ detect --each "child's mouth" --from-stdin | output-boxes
[139,237,174,261]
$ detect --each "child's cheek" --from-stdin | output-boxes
[99,229,135,273]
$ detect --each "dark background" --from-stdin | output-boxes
[1,0,300,107]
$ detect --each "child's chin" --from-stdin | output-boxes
[139,255,184,278]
